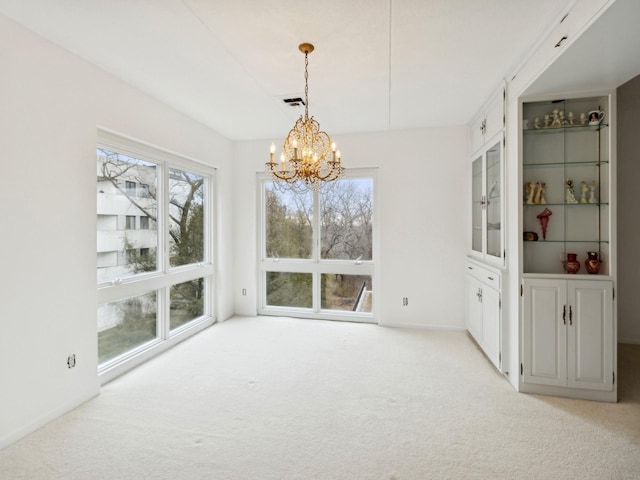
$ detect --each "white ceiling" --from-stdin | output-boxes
[0,0,583,140]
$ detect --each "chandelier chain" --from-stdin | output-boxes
[304,51,309,120]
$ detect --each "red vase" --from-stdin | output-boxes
[565,253,580,274]
[585,252,601,274]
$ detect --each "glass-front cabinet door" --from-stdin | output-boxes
[485,141,502,258]
[471,155,483,255]
[470,138,504,265]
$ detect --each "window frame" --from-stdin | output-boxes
[257,168,378,323]
[97,129,216,383]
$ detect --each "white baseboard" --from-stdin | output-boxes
[0,388,98,451]
[618,337,640,345]
[378,320,466,331]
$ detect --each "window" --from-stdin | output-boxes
[259,170,377,322]
[125,181,136,195]
[97,131,215,381]
[139,183,150,198]
[125,215,136,230]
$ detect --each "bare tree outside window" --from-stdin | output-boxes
[262,176,374,313]
[97,148,208,362]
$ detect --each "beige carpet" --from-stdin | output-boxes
[1,315,639,479]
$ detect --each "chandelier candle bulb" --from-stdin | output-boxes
[270,142,275,162]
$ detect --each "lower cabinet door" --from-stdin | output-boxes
[522,278,614,392]
[482,285,500,369]
[567,280,614,391]
[522,279,567,387]
[466,275,483,343]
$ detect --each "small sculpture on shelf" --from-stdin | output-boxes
[589,110,606,125]
[534,117,541,129]
[567,112,575,126]
[544,114,551,128]
[580,113,587,125]
[564,253,580,274]
[579,181,589,203]
[533,182,547,204]
[565,179,578,204]
[536,208,552,240]
[585,252,601,274]
[588,181,598,204]
[525,181,535,204]
[551,109,562,128]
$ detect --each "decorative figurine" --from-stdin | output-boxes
[525,181,535,204]
[533,182,546,205]
[565,179,578,204]
[580,181,589,203]
[551,109,562,128]
[580,113,587,125]
[564,253,581,274]
[588,180,597,204]
[534,117,541,129]
[585,251,601,274]
[559,110,567,126]
[537,208,552,240]
[588,110,606,125]
[567,112,575,126]
[544,114,551,128]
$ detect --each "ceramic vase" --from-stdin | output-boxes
[585,252,601,274]
[565,253,580,274]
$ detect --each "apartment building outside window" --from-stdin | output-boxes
[97,130,216,381]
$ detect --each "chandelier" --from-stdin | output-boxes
[267,43,344,190]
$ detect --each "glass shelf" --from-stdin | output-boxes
[523,160,608,168]
[523,202,609,206]
[523,123,608,135]
[523,240,609,244]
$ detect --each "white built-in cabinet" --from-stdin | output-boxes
[470,87,506,266]
[522,278,614,392]
[470,91,505,156]
[466,259,501,370]
[519,93,616,402]
[467,87,505,370]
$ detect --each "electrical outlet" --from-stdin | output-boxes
[67,354,76,369]
[402,297,409,306]
[242,288,247,296]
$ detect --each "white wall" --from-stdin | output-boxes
[233,127,469,329]
[0,14,234,448]
[616,73,640,344]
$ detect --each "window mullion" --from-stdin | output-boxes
[313,187,321,312]
[160,163,170,339]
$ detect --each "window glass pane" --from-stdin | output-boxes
[266,272,312,308]
[264,182,313,259]
[169,168,205,267]
[97,149,158,283]
[170,278,204,330]
[320,178,373,260]
[321,274,372,312]
[98,291,157,363]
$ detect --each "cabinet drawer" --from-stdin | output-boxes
[466,260,500,290]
